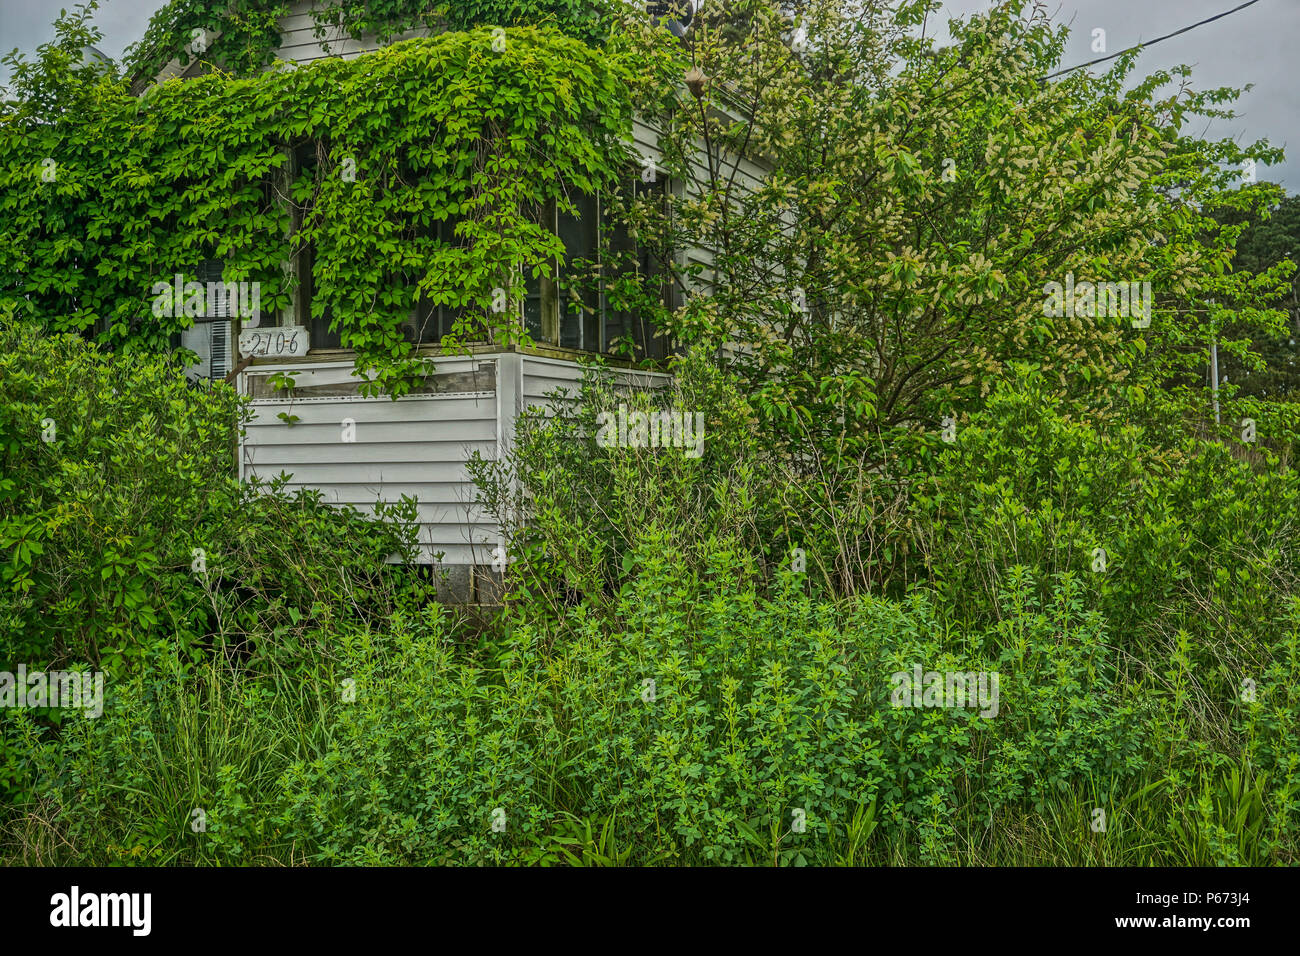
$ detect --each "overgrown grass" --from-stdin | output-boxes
[2,337,1296,866]
[5,549,1295,866]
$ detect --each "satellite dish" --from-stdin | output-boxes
[647,0,695,39]
[79,45,113,75]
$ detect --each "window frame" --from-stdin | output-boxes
[525,182,678,362]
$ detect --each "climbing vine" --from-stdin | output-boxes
[310,0,622,51]
[124,0,294,81]
[122,0,623,83]
[3,18,636,395]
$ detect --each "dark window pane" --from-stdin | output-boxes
[299,242,341,349]
[430,215,470,342]
[290,142,342,350]
[601,179,674,360]
[524,269,544,341]
[558,192,599,351]
[402,299,439,346]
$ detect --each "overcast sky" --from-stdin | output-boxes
[1,0,1293,189]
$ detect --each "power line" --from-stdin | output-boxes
[1042,0,1262,81]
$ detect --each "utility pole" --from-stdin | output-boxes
[1207,297,1220,426]
[1211,338,1221,425]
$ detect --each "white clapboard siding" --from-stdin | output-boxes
[248,440,495,465]
[248,459,481,483]
[522,355,585,410]
[273,1,435,67]
[269,481,493,505]
[631,116,661,166]
[520,353,672,414]
[626,115,771,299]
[245,418,492,444]
[677,130,772,298]
[240,358,502,565]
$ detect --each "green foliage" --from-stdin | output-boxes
[1,320,237,666]
[624,0,1292,475]
[3,20,635,396]
[121,0,624,82]
[122,0,292,81]
[0,2,119,118]
[11,536,1295,865]
[4,640,339,865]
[0,319,419,674]
[1217,193,1300,400]
[909,366,1300,738]
[309,0,624,52]
[3,0,1297,868]
[471,349,771,609]
[4,347,1297,865]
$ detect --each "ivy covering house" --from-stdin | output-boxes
[2,0,716,595]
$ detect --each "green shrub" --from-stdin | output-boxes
[909,367,1300,741]
[264,530,1181,865]
[8,495,1296,866]
[4,638,338,864]
[0,319,421,816]
[4,332,1296,866]
[0,320,419,674]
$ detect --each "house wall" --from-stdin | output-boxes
[521,352,670,411]
[273,0,669,173]
[274,0,432,64]
[238,350,671,598]
[260,1,770,351]
[239,353,503,576]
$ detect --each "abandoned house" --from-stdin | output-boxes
[125,0,767,600]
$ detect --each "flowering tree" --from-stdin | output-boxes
[618,0,1295,462]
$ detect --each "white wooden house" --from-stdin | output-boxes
[142,1,766,599]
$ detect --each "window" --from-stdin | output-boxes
[173,258,233,382]
[600,178,676,361]
[197,258,232,379]
[525,193,600,350]
[525,182,676,360]
[296,241,341,350]
[292,145,484,352]
[287,157,676,358]
[291,143,342,351]
[401,212,475,347]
